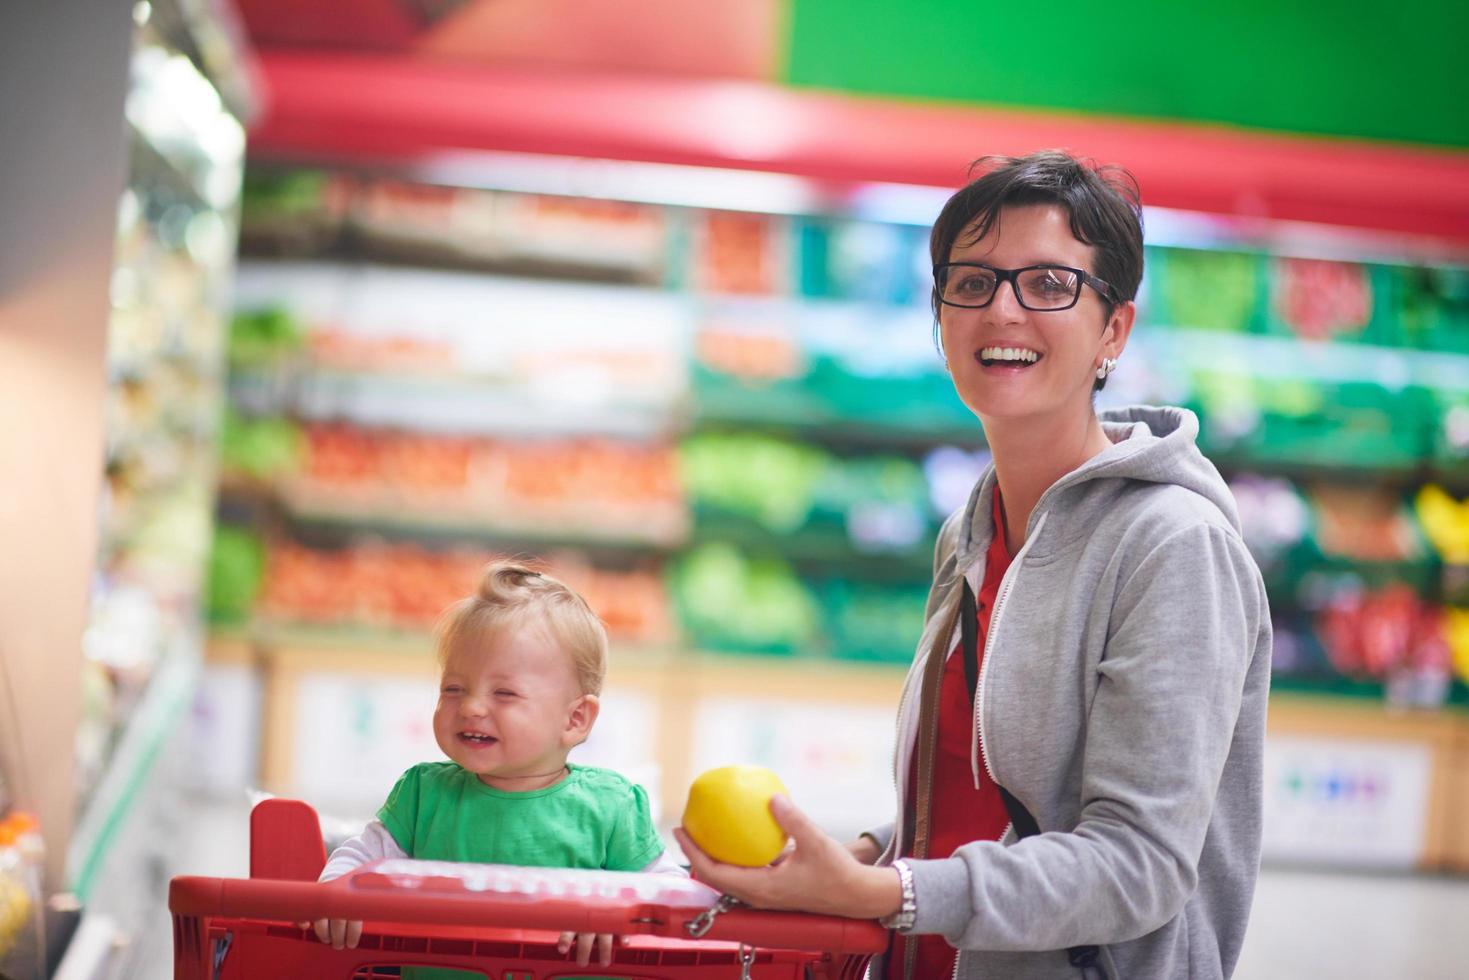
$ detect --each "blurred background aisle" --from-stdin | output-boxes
[2,1,1468,977]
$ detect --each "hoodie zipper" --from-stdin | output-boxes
[947,514,1042,980]
[972,511,1048,791]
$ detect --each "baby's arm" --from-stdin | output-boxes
[320,820,405,880]
[307,820,407,948]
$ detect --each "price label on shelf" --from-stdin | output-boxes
[1261,734,1433,869]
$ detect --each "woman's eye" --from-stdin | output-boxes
[957,274,994,294]
[1037,272,1073,294]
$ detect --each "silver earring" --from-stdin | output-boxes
[1095,357,1118,380]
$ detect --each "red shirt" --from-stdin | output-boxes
[889,493,1014,980]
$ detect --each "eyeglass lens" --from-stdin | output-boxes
[940,266,1082,309]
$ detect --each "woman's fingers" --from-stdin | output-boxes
[768,794,817,841]
[312,919,330,945]
[345,919,363,950]
[557,931,574,955]
[597,932,614,966]
[671,827,774,905]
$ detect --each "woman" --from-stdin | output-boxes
[674,151,1272,979]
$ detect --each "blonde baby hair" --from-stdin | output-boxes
[433,560,608,696]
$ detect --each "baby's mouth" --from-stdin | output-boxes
[458,732,498,746]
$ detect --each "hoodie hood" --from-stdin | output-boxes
[954,405,1240,571]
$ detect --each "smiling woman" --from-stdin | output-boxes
[675,151,1272,980]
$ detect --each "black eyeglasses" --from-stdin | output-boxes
[933,263,1116,311]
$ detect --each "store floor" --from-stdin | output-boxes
[134,796,1469,979]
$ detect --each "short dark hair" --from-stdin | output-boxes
[928,150,1144,389]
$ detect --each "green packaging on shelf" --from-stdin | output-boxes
[242,169,332,220]
[1398,265,1469,353]
[823,580,929,664]
[1191,373,1434,472]
[1148,246,1265,334]
[795,217,928,306]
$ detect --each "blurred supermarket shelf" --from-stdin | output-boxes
[66,638,199,903]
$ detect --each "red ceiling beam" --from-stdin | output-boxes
[249,51,1469,245]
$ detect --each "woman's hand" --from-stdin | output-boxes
[557,931,617,967]
[673,795,901,920]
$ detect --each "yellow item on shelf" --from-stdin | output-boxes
[1415,485,1469,564]
[682,765,790,867]
[0,870,30,960]
[1448,609,1469,686]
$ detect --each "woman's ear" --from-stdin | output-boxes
[563,693,601,747]
[1102,300,1136,359]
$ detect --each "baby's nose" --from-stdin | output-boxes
[459,694,491,716]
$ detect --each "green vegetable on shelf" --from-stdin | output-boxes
[219,410,302,480]
[679,433,828,532]
[206,524,266,624]
[1155,248,1260,333]
[670,544,820,654]
[228,307,305,367]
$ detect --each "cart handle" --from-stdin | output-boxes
[169,859,889,955]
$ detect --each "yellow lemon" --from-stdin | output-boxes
[682,765,789,867]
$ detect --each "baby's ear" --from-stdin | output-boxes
[564,693,600,747]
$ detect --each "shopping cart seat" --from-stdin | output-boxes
[170,799,887,979]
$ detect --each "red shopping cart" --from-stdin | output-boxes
[169,799,887,979]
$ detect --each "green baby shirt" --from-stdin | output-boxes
[378,761,665,872]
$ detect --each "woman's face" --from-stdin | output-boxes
[938,203,1133,428]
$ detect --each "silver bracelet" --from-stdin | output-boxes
[879,858,917,932]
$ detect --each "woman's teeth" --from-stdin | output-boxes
[979,347,1040,365]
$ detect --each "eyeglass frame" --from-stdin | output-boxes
[932,262,1118,311]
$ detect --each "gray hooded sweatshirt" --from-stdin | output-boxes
[870,405,1272,979]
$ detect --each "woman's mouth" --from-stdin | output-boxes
[977,346,1042,370]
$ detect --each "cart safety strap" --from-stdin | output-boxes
[685,892,742,939]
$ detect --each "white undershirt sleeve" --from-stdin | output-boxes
[319,820,406,882]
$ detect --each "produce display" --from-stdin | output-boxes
[79,24,245,826]
[256,538,674,646]
[221,167,1469,708]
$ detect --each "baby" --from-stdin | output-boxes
[308,561,682,969]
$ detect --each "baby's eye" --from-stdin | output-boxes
[495,689,518,698]
[440,685,464,695]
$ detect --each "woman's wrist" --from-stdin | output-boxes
[850,861,904,920]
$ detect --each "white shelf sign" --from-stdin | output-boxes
[1261,734,1432,869]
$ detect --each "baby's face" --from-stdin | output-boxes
[433,625,589,789]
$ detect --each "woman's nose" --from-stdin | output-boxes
[987,277,1027,318]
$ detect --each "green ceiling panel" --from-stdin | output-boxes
[784,0,1469,149]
